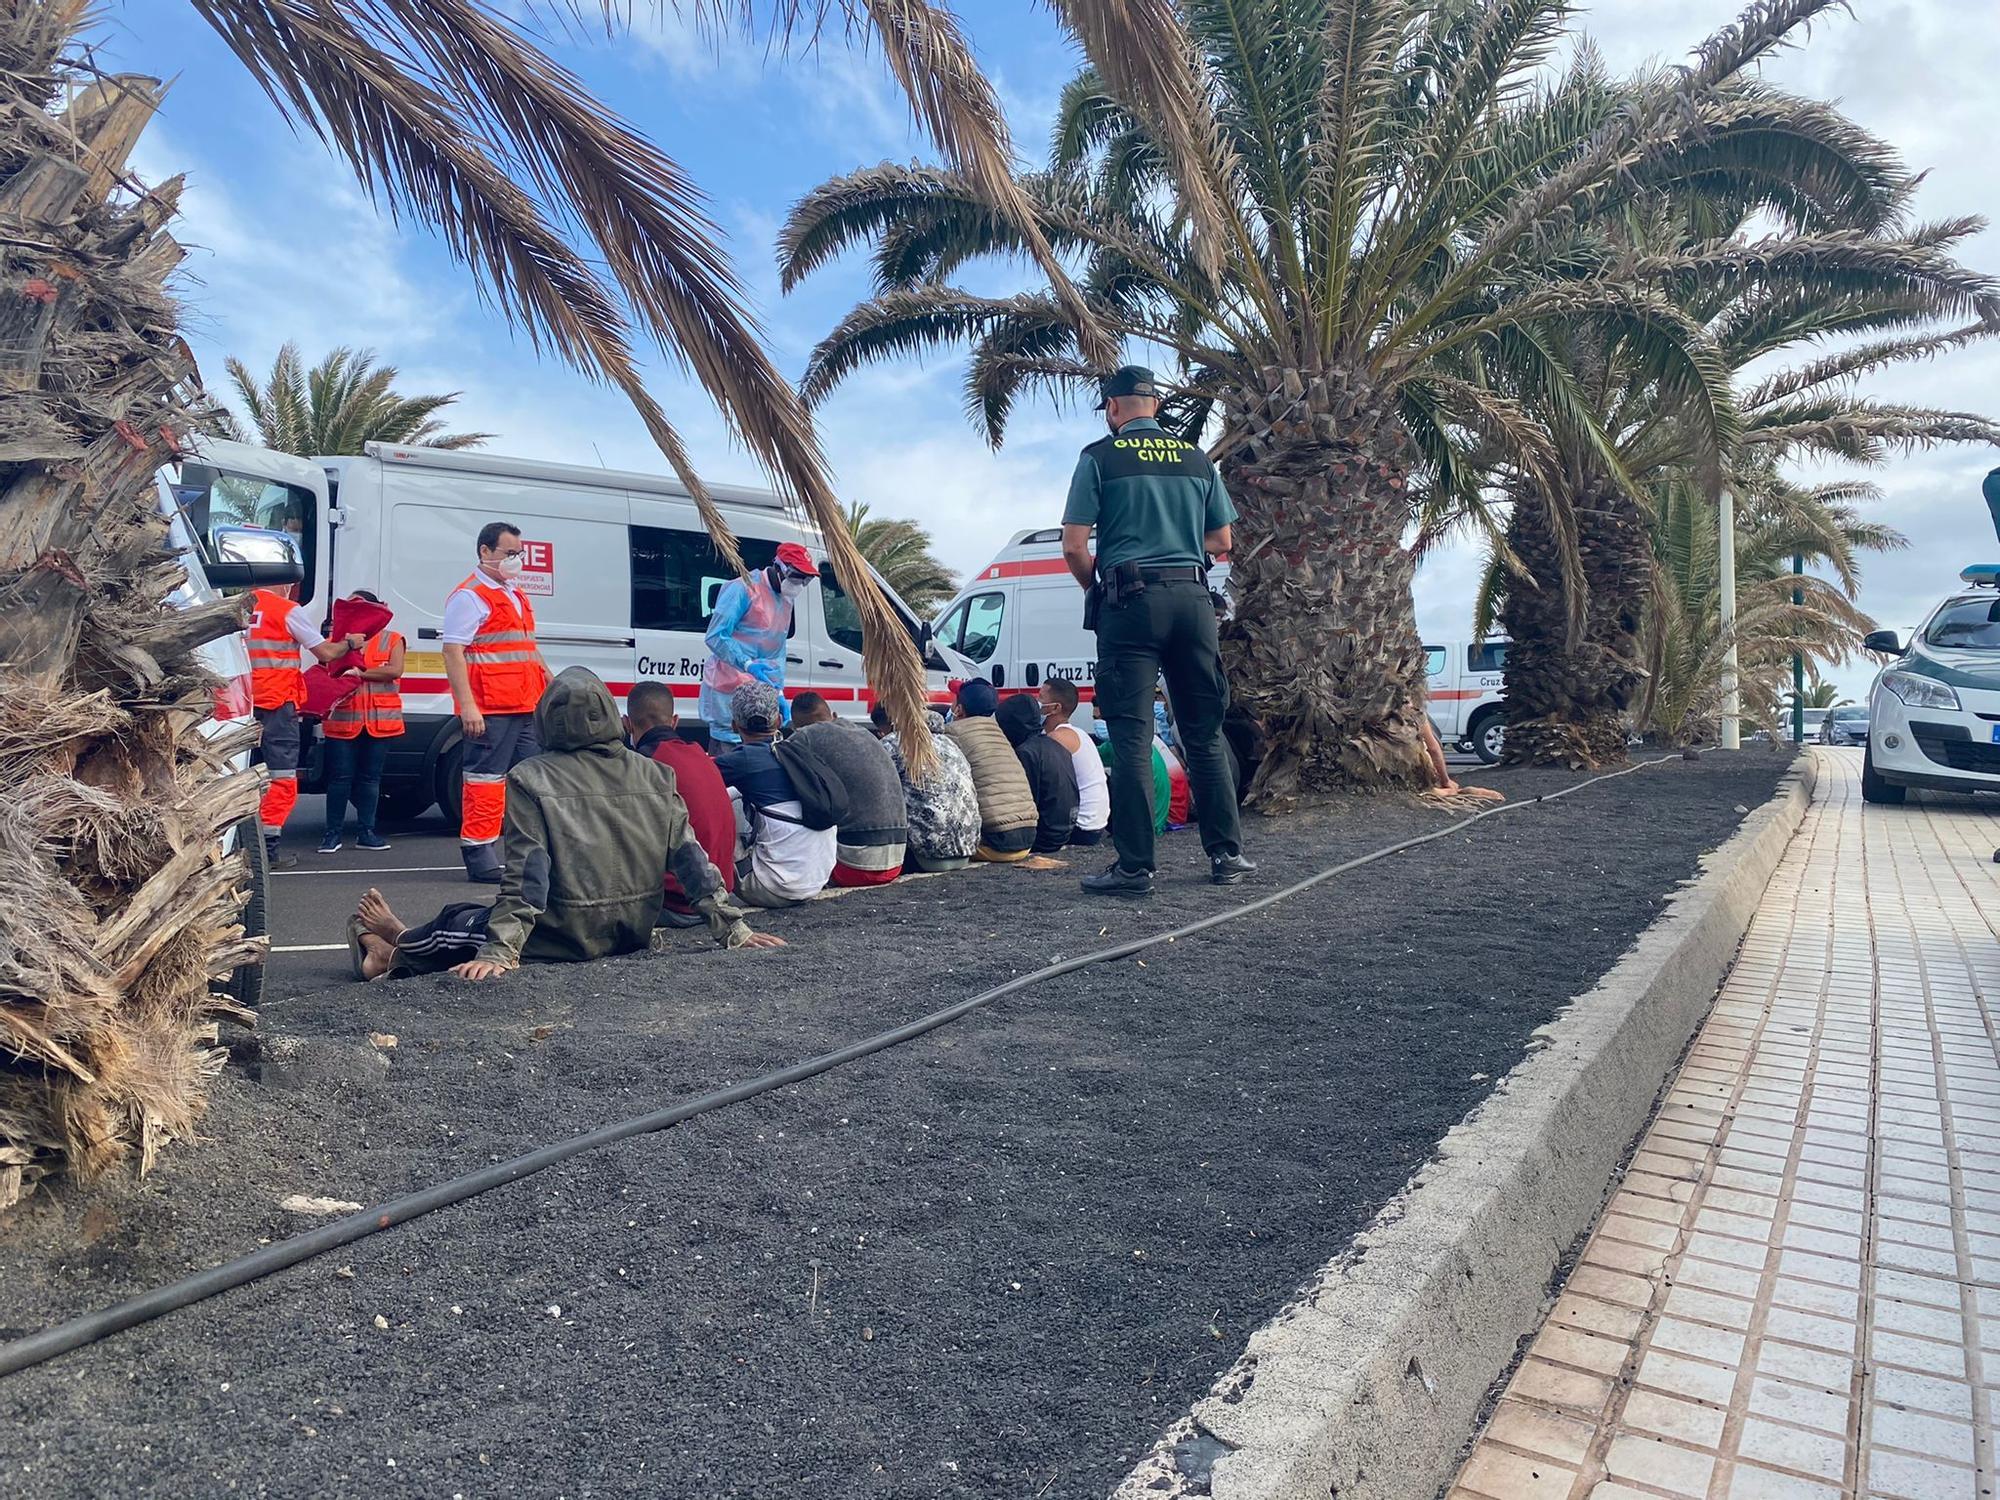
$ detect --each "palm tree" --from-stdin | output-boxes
[782,0,1890,802]
[1789,681,1849,711]
[219,342,492,455]
[1486,167,1999,768]
[0,0,1101,1197]
[842,502,957,613]
[1636,471,1902,744]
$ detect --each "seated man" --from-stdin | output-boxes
[940,679,1037,862]
[789,693,908,886]
[623,680,738,922]
[884,710,980,872]
[1419,715,1504,803]
[716,682,837,907]
[1036,678,1108,846]
[1095,718,1172,835]
[996,694,1078,854]
[351,667,780,979]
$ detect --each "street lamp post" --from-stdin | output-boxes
[1792,552,1804,745]
[1720,484,1739,750]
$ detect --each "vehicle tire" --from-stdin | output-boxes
[436,739,465,829]
[1861,743,1906,805]
[1470,710,1506,765]
[229,817,269,1013]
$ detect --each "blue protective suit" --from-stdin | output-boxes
[699,568,794,742]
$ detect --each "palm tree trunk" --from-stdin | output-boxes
[1497,476,1651,769]
[0,3,259,1207]
[1220,366,1432,802]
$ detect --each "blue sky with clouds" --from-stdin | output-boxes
[110,0,1999,699]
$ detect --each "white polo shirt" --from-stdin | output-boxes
[441,573,529,646]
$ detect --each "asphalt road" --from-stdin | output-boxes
[265,801,473,992]
[264,753,1488,991]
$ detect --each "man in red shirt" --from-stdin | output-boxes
[623,680,738,923]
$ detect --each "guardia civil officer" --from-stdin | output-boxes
[1061,366,1253,897]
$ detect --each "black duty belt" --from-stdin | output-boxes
[1138,565,1206,583]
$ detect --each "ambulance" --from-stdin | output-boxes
[933,528,1512,761]
[166,438,973,821]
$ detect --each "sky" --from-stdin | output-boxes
[106,0,2000,700]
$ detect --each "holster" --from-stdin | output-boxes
[1082,580,1103,633]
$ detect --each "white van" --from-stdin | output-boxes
[171,438,970,820]
[934,528,1510,760]
[1424,639,1510,763]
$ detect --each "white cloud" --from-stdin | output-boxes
[136,126,457,384]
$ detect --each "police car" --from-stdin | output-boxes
[1861,564,2000,804]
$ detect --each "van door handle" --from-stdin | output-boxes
[786,654,804,665]
[817,658,845,669]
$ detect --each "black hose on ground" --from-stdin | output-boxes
[0,756,1673,1380]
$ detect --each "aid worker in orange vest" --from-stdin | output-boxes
[442,521,552,883]
[318,589,406,856]
[247,587,361,868]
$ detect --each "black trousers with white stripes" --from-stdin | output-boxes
[393,901,491,975]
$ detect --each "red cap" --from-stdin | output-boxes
[774,542,816,576]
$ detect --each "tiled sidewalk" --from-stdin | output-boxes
[1448,749,2000,1500]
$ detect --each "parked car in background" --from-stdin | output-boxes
[1787,707,1831,744]
[1861,565,2000,803]
[1819,706,1869,746]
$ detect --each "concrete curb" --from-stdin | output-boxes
[1114,753,1818,1500]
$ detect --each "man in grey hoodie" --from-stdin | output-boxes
[351,667,781,980]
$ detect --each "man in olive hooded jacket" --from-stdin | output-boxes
[352,667,781,979]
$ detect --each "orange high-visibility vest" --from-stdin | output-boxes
[247,589,307,710]
[457,575,548,714]
[322,631,406,740]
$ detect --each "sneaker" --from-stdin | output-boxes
[1210,852,1257,886]
[1080,861,1153,898]
[318,832,344,855]
[356,832,392,851]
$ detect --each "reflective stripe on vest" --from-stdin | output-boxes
[323,631,405,738]
[247,589,306,710]
[458,575,549,713]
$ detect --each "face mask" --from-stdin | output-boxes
[780,576,808,600]
[493,554,523,578]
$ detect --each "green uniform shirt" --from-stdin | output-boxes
[1061,418,1237,572]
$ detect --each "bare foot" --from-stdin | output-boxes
[356,888,406,943]
[358,932,396,981]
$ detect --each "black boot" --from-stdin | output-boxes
[264,834,296,871]
[1210,852,1256,886]
[1080,861,1152,898]
[462,842,503,884]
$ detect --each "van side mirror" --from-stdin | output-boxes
[1862,629,1904,656]
[205,525,304,592]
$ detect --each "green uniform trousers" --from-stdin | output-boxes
[1094,578,1242,872]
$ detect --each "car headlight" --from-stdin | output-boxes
[1880,670,1961,712]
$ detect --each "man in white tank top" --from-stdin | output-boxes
[1038,677,1110,846]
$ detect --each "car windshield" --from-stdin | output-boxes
[1829,707,1867,722]
[1924,596,2000,650]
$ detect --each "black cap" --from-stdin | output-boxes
[1096,364,1161,409]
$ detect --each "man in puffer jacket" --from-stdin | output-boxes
[940,678,1037,862]
[351,667,782,979]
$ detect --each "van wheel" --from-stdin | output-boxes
[1470,710,1506,765]
[1861,743,1906,805]
[436,740,465,828]
[229,817,269,1013]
